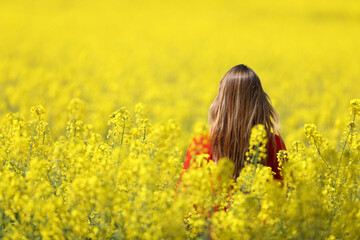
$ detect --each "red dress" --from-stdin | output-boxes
[176,130,287,190]
[175,130,286,239]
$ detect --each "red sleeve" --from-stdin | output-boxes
[175,133,212,190]
[267,134,286,180]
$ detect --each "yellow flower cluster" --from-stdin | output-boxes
[246,124,268,165]
[276,150,287,176]
[1,100,360,239]
[304,123,325,146]
[350,99,360,116]
[0,102,190,239]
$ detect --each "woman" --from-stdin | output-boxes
[177,64,286,189]
[176,64,287,239]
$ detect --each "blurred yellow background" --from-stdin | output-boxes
[1,0,359,148]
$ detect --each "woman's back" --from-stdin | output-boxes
[176,131,286,189]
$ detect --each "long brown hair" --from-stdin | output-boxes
[208,64,281,179]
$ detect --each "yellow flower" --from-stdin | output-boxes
[246,124,268,165]
[350,99,360,116]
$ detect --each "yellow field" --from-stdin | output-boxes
[0,0,360,239]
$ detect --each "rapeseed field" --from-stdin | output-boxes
[0,0,359,239]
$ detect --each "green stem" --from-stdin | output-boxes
[120,123,126,145]
[249,148,259,193]
[24,124,37,175]
[143,125,146,141]
[337,114,356,177]
[40,129,45,158]
[311,135,335,174]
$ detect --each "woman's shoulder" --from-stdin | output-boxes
[271,133,286,151]
[189,132,211,149]
[187,132,212,158]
